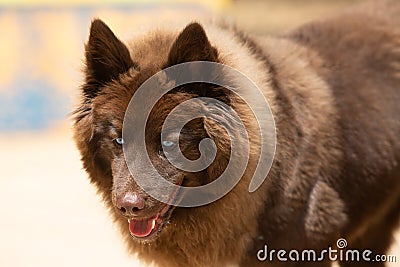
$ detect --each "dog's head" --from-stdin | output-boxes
[74,19,234,242]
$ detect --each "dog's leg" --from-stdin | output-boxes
[239,259,332,267]
[239,254,332,267]
[339,194,400,267]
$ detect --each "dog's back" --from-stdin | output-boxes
[242,1,400,265]
[292,1,400,256]
[290,0,400,227]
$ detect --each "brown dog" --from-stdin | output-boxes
[73,1,400,266]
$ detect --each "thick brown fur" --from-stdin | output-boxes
[73,1,400,266]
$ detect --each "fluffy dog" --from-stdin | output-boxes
[73,1,400,266]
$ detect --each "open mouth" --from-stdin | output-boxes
[128,204,174,241]
[127,178,184,241]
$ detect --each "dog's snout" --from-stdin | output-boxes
[116,192,145,216]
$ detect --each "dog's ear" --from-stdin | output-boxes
[84,19,135,97]
[167,22,218,66]
[166,23,225,100]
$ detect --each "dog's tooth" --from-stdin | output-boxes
[151,219,156,230]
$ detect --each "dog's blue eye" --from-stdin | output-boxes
[162,140,175,148]
[114,137,124,145]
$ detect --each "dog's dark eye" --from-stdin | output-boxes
[114,137,124,145]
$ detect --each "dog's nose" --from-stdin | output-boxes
[116,192,145,216]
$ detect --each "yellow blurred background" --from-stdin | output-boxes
[0,0,398,266]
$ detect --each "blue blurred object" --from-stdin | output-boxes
[0,79,68,131]
[0,4,210,132]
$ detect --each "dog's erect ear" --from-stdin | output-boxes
[167,22,218,66]
[84,19,134,92]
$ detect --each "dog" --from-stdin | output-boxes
[73,1,400,266]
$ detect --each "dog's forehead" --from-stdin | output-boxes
[151,92,197,116]
[128,30,176,71]
[143,93,185,128]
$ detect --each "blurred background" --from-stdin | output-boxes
[0,0,398,266]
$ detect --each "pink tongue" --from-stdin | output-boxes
[129,218,155,238]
